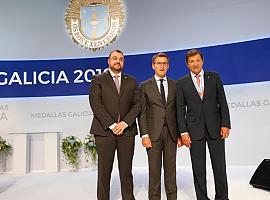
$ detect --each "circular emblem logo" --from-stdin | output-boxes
[65,0,125,51]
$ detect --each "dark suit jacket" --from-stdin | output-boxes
[139,77,178,141]
[89,70,141,136]
[176,71,231,140]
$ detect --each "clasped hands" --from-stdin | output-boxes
[112,121,128,135]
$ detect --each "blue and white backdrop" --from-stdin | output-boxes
[0,0,270,172]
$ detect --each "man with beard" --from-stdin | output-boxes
[89,50,141,200]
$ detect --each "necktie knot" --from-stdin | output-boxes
[159,78,164,83]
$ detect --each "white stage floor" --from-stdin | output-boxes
[0,167,269,200]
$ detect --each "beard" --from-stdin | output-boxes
[110,63,123,73]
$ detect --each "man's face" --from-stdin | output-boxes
[186,53,203,75]
[152,56,169,78]
[108,51,124,73]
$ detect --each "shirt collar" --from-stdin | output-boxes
[191,69,204,78]
[154,74,167,82]
[109,68,122,78]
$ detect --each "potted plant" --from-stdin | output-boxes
[0,136,12,172]
[0,136,11,153]
[83,134,97,168]
[61,135,82,170]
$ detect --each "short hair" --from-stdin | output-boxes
[108,50,124,58]
[152,52,169,64]
[185,49,204,64]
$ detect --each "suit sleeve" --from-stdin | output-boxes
[89,75,115,130]
[138,84,148,137]
[176,80,188,135]
[122,79,141,127]
[216,73,231,129]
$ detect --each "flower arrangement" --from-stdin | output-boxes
[61,136,82,170]
[83,134,97,167]
[0,136,12,153]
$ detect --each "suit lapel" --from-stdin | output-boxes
[151,77,164,105]
[104,71,119,96]
[186,74,202,101]
[120,73,127,97]
[166,78,174,105]
[203,72,211,100]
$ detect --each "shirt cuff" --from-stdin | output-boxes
[122,121,128,128]
[142,134,149,138]
[181,132,189,136]
[109,123,117,130]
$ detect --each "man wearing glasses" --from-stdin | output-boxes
[139,52,182,200]
[89,50,141,200]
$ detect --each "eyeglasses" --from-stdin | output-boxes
[110,56,124,62]
[155,62,168,66]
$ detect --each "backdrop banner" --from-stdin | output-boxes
[1,38,269,98]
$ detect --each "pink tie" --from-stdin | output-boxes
[114,75,120,93]
[195,74,203,99]
[114,75,120,122]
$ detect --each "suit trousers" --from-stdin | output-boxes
[189,129,228,200]
[95,134,135,200]
[146,125,177,200]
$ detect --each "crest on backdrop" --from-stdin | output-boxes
[65,0,125,51]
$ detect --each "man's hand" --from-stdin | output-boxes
[112,121,128,135]
[181,134,192,148]
[220,127,230,139]
[177,136,183,148]
[142,136,152,148]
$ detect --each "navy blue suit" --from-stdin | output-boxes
[176,71,231,200]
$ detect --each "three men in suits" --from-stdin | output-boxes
[138,53,181,200]
[176,49,231,200]
[89,50,141,200]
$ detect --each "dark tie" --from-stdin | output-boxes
[159,79,166,104]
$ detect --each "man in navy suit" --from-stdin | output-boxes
[176,49,231,200]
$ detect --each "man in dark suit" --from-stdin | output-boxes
[89,50,141,200]
[176,49,231,200]
[139,53,181,200]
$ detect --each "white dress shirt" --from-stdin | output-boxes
[154,74,168,101]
